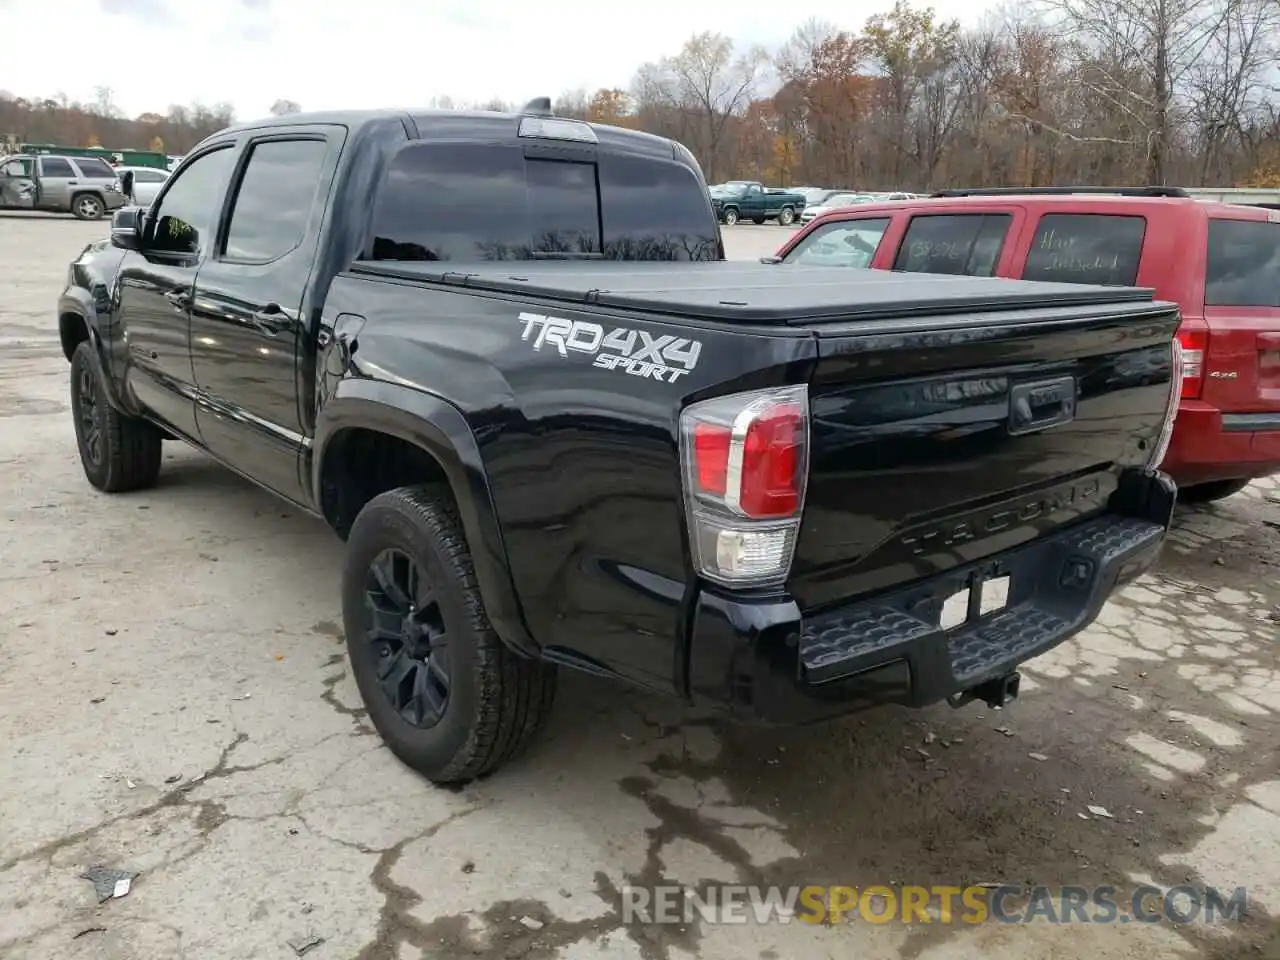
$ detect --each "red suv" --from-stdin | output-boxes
[772,187,1280,503]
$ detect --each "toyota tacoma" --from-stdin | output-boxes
[58,100,1183,784]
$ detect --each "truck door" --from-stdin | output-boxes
[116,145,237,439]
[190,128,344,506]
[744,183,764,218]
[34,155,76,210]
[0,158,35,209]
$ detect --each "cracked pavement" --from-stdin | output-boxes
[1,214,1277,960]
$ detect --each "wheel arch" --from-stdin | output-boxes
[70,189,105,216]
[59,307,91,362]
[313,378,539,658]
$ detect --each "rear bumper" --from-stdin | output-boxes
[1163,403,1280,484]
[686,469,1176,725]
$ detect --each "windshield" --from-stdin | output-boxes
[716,181,752,196]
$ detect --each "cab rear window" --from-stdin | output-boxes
[1205,219,1280,307]
[1022,214,1145,286]
[365,142,719,262]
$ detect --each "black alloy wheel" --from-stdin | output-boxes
[67,342,163,492]
[74,363,104,468]
[364,547,451,728]
[341,484,557,783]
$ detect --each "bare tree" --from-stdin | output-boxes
[633,32,769,179]
[90,86,120,118]
[775,17,841,81]
[1041,0,1229,181]
[1184,0,1280,183]
[269,99,302,116]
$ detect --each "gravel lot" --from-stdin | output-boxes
[1,212,1277,960]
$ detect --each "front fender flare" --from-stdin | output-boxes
[58,288,130,412]
[313,378,538,658]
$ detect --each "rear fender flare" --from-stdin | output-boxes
[313,378,538,658]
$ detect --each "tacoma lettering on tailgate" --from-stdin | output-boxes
[900,477,1103,556]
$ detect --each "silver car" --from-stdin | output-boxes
[115,165,170,206]
[0,153,127,219]
[797,192,874,224]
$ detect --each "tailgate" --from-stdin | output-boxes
[789,299,1181,612]
[1200,215,1280,414]
[1202,307,1280,413]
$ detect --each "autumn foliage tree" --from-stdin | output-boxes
[620,0,1280,190]
[4,0,1278,190]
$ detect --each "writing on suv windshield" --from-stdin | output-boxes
[366,143,720,263]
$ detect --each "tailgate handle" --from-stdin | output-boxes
[1008,376,1077,436]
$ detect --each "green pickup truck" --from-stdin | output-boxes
[709,181,807,226]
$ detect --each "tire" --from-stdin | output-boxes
[342,485,557,784]
[722,207,739,226]
[1178,478,1252,504]
[69,341,162,492]
[72,193,104,220]
[778,206,796,226]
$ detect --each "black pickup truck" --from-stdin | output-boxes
[58,100,1183,784]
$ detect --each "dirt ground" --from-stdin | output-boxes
[1,213,1277,960]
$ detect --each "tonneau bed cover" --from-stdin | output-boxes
[349,261,1157,325]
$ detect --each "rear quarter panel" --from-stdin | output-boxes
[322,274,818,695]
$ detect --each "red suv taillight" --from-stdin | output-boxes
[679,385,808,587]
[1176,326,1207,399]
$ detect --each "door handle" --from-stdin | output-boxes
[1008,376,1077,435]
[251,304,293,336]
[164,290,191,310]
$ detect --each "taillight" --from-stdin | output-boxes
[1149,338,1183,469]
[679,385,808,587]
[1177,326,1207,399]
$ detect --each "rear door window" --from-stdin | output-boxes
[1205,218,1280,307]
[892,214,1011,276]
[38,157,75,177]
[1022,213,1146,286]
[783,218,891,268]
[367,142,719,262]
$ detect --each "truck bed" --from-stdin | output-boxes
[348,260,1157,325]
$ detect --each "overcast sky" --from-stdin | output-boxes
[0,0,994,121]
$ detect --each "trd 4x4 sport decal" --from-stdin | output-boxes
[517,312,702,384]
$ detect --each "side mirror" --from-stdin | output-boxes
[110,207,145,251]
[760,256,782,264]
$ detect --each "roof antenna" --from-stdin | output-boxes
[521,97,554,117]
